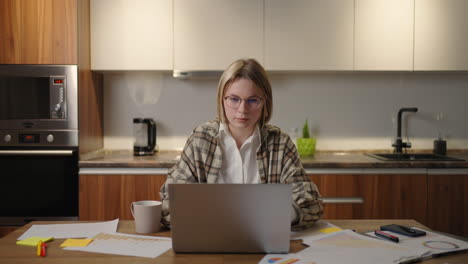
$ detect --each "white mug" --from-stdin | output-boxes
[130,200,162,234]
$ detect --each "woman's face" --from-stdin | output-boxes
[223,78,263,133]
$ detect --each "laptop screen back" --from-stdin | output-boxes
[168,183,292,253]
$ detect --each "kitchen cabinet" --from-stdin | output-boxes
[265,0,353,71]
[0,0,77,64]
[0,0,103,154]
[308,169,427,225]
[427,169,468,237]
[174,0,263,71]
[414,0,468,70]
[90,0,173,70]
[354,0,414,70]
[79,172,167,220]
[309,173,365,219]
[359,172,427,223]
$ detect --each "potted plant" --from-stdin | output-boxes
[296,119,316,157]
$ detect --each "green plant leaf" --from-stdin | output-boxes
[302,119,310,138]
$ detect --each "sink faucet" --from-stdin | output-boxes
[392,107,418,153]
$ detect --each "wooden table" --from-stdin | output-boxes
[0,220,467,264]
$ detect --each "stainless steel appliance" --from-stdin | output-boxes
[133,118,156,156]
[0,65,79,226]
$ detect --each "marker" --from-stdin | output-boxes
[40,242,47,257]
[36,241,42,256]
[375,230,399,243]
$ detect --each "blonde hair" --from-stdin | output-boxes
[216,58,273,128]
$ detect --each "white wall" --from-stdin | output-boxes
[103,72,468,151]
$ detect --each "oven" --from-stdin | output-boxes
[0,65,79,226]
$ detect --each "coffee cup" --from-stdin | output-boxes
[130,200,162,234]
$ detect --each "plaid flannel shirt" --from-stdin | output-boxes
[160,120,323,230]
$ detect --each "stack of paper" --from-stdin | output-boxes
[16,219,172,259]
[64,232,172,258]
[261,228,428,264]
[17,219,119,240]
[261,225,468,264]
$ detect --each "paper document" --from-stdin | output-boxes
[17,219,119,240]
[258,254,311,264]
[299,229,427,264]
[64,232,172,258]
[290,220,342,240]
[366,228,468,257]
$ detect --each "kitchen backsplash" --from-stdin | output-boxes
[103,72,468,151]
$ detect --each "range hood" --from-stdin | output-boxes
[173,70,222,80]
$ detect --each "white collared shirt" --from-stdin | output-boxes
[216,123,261,184]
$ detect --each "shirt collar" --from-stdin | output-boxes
[218,122,261,143]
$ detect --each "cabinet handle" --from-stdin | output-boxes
[320,197,364,204]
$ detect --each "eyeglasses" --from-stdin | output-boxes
[224,96,263,109]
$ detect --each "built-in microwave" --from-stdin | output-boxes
[0,65,78,147]
[0,65,79,225]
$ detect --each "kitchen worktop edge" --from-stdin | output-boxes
[79,149,468,169]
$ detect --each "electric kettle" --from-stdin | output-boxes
[133,118,156,156]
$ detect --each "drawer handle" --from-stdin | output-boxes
[0,150,73,156]
[320,197,364,204]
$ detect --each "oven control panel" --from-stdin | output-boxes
[19,133,40,143]
[50,77,67,119]
[0,130,78,147]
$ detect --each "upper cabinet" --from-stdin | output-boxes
[414,0,468,71]
[90,0,173,70]
[0,0,77,64]
[85,0,468,72]
[174,0,263,71]
[354,0,414,71]
[265,0,354,71]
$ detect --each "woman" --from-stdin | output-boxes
[160,58,323,230]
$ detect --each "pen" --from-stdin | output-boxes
[40,242,47,257]
[375,230,399,243]
[36,241,42,256]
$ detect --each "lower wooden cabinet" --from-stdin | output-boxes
[309,173,364,219]
[79,174,167,221]
[309,172,427,225]
[360,173,427,224]
[78,168,467,237]
[427,170,468,237]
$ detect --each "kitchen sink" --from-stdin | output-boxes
[366,153,465,161]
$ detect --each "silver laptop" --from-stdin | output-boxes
[168,183,292,253]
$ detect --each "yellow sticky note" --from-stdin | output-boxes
[16,237,54,246]
[60,238,93,248]
[320,227,342,234]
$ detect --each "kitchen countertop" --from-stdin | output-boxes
[79,149,468,169]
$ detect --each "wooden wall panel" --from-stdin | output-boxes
[78,0,103,154]
[0,0,77,64]
[79,174,167,221]
[0,0,21,63]
[20,0,77,64]
[78,70,103,154]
